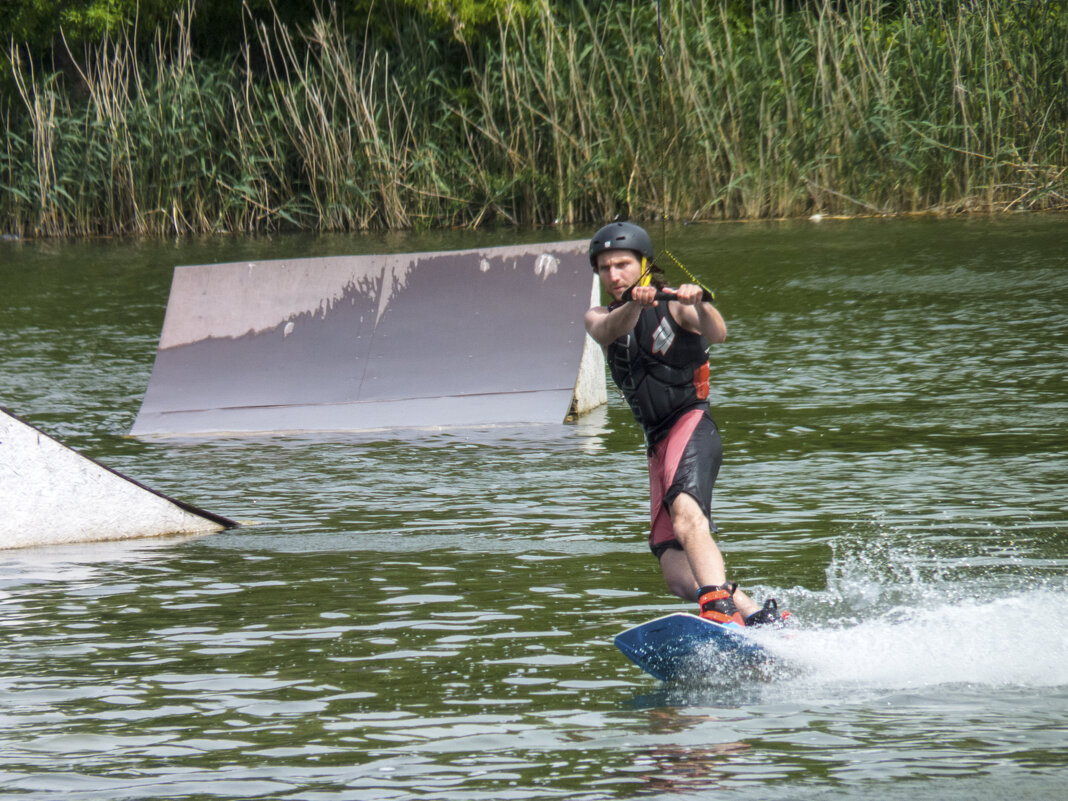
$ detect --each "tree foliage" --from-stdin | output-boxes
[1,0,532,53]
[2,0,182,47]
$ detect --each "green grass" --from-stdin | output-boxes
[2,0,1066,237]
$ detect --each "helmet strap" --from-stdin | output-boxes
[638,257,653,288]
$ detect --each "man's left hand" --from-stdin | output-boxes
[673,284,708,305]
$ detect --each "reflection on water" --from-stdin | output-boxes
[1,216,1066,799]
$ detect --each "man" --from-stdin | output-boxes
[584,221,784,627]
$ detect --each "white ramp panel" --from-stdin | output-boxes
[0,408,233,549]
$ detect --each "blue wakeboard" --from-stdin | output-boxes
[614,612,772,681]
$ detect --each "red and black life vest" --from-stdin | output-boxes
[606,302,711,445]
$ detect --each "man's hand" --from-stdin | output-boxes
[673,284,710,305]
[627,285,659,306]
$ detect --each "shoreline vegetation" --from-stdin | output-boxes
[2,0,1066,239]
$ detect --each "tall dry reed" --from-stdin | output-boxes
[1,0,1065,238]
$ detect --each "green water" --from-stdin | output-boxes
[1,216,1066,800]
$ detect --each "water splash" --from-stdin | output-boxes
[751,532,1068,691]
[761,589,1068,690]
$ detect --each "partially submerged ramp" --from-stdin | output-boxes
[131,240,605,437]
[0,408,235,549]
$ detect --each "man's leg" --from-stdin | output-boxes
[661,492,759,617]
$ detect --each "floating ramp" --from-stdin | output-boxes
[131,240,606,437]
[0,408,235,549]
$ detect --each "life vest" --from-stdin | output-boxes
[606,302,711,445]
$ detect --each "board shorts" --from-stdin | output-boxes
[647,408,722,558]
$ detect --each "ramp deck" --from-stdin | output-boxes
[132,241,605,437]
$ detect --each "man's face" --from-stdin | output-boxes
[595,250,643,301]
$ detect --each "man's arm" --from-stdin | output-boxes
[668,284,727,343]
[583,286,659,346]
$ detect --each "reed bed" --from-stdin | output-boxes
[2,0,1066,238]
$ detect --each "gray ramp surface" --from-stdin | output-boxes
[132,240,602,436]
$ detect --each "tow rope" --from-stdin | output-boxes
[652,0,715,303]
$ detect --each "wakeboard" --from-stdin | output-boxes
[614,612,772,681]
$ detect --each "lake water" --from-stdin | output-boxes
[1,216,1066,800]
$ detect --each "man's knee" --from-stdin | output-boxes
[669,492,710,544]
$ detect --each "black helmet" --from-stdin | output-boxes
[588,222,654,270]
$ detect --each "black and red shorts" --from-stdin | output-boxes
[646,408,722,557]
